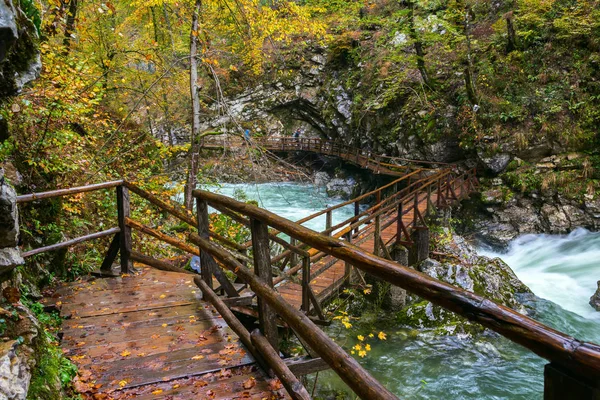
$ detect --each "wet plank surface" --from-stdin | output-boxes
[49,267,287,399]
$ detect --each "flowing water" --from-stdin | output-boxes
[203,182,358,234]
[205,183,600,399]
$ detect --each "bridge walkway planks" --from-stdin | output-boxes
[47,267,288,399]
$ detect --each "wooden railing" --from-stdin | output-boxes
[192,185,600,400]
[17,166,599,398]
[15,165,479,399]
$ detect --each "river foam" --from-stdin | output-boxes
[479,228,600,320]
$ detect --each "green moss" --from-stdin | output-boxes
[23,299,79,400]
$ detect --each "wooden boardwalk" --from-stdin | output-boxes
[48,267,287,399]
[202,137,444,177]
[276,186,448,309]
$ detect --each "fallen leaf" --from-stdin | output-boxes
[243,377,256,389]
[118,380,128,388]
[151,389,163,395]
[192,355,204,360]
[120,350,131,357]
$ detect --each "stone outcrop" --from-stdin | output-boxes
[0,304,40,400]
[465,185,600,249]
[0,171,22,275]
[0,0,40,99]
[590,283,600,311]
[325,177,357,199]
[396,229,531,335]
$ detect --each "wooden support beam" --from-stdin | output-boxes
[116,186,133,274]
[100,233,121,271]
[284,356,329,376]
[354,201,360,234]
[326,210,332,236]
[408,227,429,266]
[290,238,298,268]
[308,286,325,321]
[251,329,312,400]
[250,218,279,352]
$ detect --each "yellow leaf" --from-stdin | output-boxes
[118,380,127,388]
[151,389,163,395]
[159,294,166,299]
[192,355,204,360]
[120,350,131,357]
[162,323,168,328]
[357,335,364,341]
[378,331,387,341]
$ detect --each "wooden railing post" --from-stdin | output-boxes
[426,184,432,217]
[374,191,381,256]
[326,210,332,236]
[544,363,600,400]
[437,177,442,208]
[354,200,360,234]
[290,237,298,267]
[301,255,310,313]
[250,217,279,352]
[408,227,429,266]
[413,191,419,227]
[196,198,214,288]
[344,231,352,283]
[396,201,403,242]
[116,185,132,274]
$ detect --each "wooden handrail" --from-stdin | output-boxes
[16,180,124,203]
[124,181,247,252]
[193,188,600,381]
[21,227,121,258]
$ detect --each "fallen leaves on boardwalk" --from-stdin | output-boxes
[46,268,288,399]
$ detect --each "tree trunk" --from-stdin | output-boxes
[406,0,431,88]
[185,0,202,211]
[506,12,517,53]
[63,0,78,52]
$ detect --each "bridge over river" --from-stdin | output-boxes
[16,139,600,399]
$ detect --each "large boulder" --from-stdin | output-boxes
[397,229,531,335]
[478,152,511,175]
[326,177,356,199]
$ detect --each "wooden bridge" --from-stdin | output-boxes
[202,136,451,177]
[17,146,600,399]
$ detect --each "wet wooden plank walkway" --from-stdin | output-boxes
[48,267,287,399]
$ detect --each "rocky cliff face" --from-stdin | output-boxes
[0,0,40,99]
